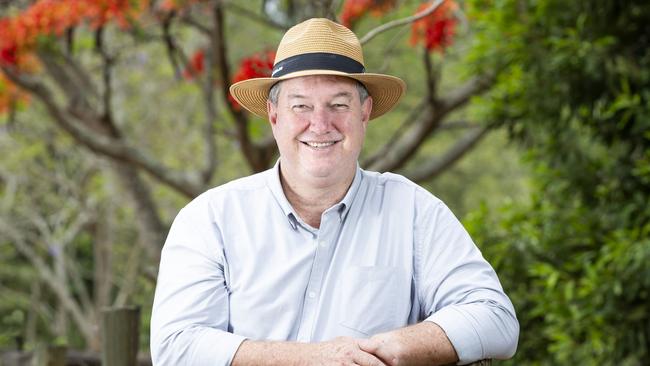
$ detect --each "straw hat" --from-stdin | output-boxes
[229,18,406,120]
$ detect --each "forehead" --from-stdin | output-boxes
[279,75,358,96]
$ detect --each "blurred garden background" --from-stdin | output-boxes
[0,0,649,364]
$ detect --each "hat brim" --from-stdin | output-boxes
[229,70,406,120]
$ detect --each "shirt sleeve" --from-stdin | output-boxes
[150,196,247,366]
[414,189,519,364]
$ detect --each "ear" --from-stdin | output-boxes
[267,100,278,126]
[361,96,373,128]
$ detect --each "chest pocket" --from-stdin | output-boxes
[338,265,407,336]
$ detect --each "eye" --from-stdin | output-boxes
[291,104,311,112]
[331,103,349,110]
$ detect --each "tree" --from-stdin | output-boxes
[1,0,508,352]
[464,0,650,364]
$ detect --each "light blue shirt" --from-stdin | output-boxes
[150,162,519,365]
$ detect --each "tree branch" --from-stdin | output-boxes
[113,240,143,307]
[161,12,183,80]
[366,74,495,173]
[44,34,167,266]
[225,1,288,30]
[365,103,436,172]
[423,48,437,103]
[111,161,166,264]
[1,66,203,197]
[439,73,495,111]
[92,202,114,311]
[162,8,219,184]
[212,3,269,172]
[0,219,96,346]
[65,252,96,323]
[179,12,212,35]
[362,97,427,167]
[376,25,410,73]
[360,0,445,44]
[154,15,207,173]
[95,27,117,130]
[65,27,75,56]
[20,197,96,320]
[437,120,481,130]
[37,53,110,142]
[200,45,218,184]
[0,173,18,212]
[38,54,97,120]
[63,54,99,101]
[407,125,491,183]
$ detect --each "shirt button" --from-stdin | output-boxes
[308,291,316,299]
[319,240,327,248]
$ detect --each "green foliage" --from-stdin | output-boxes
[465,0,650,363]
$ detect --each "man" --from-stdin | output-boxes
[151,18,519,366]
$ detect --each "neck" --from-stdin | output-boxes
[279,165,355,229]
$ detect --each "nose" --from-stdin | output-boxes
[308,106,333,134]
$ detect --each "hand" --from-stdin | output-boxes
[357,334,402,366]
[358,323,459,366]
[232,337,390,366]
[308,336,389,366]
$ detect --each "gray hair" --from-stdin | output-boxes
[268,79,369,105]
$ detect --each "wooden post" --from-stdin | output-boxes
[46,345,67,366]
[101,306,140,366]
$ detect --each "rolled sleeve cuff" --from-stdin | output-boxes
[426,306,483,365]
[191,329,248,366]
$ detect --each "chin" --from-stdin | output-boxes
[304,163,354,181]
[305,167,337,179]
[296,156,356,179]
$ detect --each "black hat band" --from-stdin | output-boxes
[271,52,365,78]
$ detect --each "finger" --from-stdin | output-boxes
[353,349,388,366]
[357,338,379,353]
[358,340,397,366]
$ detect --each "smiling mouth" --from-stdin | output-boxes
[302,141,338,148]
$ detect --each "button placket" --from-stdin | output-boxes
[295,213,338,342]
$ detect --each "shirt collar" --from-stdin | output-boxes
[265,159,364,226]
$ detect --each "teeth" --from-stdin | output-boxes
[306,141,335,148]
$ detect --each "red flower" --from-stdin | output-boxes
[0,0,150,114]
[183,49,205,79]
[410,0,458,53]
[0,45,18,66]
[0,0,149,68]
[340,0,396,28]
[228,50,275,110]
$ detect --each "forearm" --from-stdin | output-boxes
[232,340,311,366]
[360,322,458,366]
[151,326,247,366]
[233,337,389,366]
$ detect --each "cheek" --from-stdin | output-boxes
[270,124,284,144]
[351,119,367,140]
[355,124,368,150]
[273,120,303,145]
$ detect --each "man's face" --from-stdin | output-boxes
[267,75,372,184]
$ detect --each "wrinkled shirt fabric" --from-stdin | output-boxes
[151,162,519,365]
